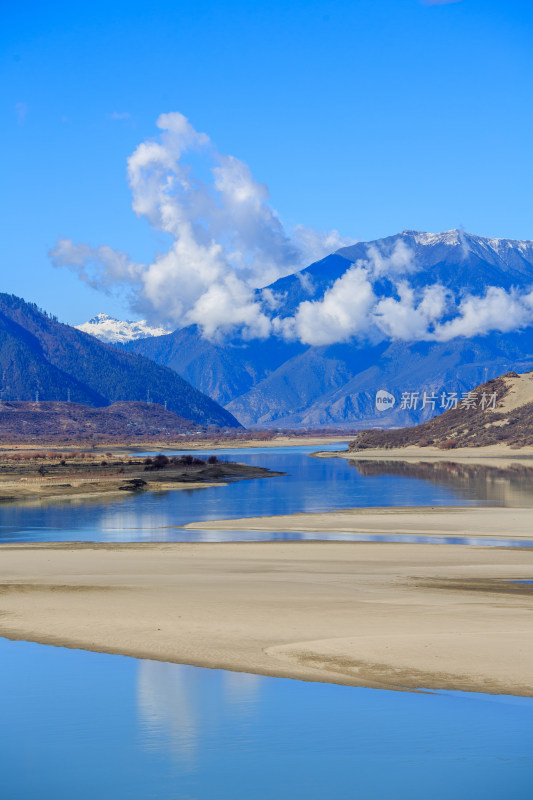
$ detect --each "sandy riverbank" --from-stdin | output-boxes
[0,541,532,696]
[149,436,350,451]
[315,443,533,466]
[184,506,533,539]
[0,479,217,504]
[0,456,281,504]
[0,436,349,456]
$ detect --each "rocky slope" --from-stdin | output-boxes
[349,370,533,450]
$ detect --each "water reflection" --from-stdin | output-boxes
[2,639,533,799]
[351,459,533,507]
[175,530,533,546]
[133,651,533,799]
[2,446,533,543]
[137,661,261,764]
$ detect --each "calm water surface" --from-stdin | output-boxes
[1,639,532,800]
[2,445,533,798]
[2,444,533,543]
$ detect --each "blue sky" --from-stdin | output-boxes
[2,0,533,325]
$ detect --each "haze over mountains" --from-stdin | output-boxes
[112,230,533,428]
[0,294,240,429]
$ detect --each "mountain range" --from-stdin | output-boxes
[116,230,533,428]
[0,294,240,428]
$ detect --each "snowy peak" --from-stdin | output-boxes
[401,229,533,259]
[403,229,464,247]
[336,229,533,278]
[76,313,170,344]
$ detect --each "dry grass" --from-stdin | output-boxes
[351,372,533,451]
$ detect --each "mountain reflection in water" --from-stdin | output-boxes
[3,639,533,799]
[350,460,533,507]
[2,446,533,544]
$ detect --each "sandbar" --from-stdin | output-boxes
[185,506,533,540]
[316,443,533,466]
[0,540,532,696]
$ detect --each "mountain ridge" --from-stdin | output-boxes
[122,229,533,427]
[0,294,241,428]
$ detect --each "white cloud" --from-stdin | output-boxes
[51,112,352,339]
[274,236,533,346]
[433,287,533,340]
[365,239,417,278]
[275,240,428,345]
[261,287,285,311]
[278,266,376,346]
[50,112,533,348]
[50,238,143,290]
[292,225,355,267]
[373,283,450,340]
[187,275,273,340]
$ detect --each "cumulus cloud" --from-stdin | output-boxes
[274,237,533,346]
[374,283,450,340]
[50,112,351,339]
[277,266,376,346]
[51,112,533,347]
[279,277,533,347]
[273,240,416,346]
[433,287,533,340]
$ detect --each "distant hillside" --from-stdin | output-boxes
[0,401,198,442]
[0,294,240,428]
[125,230,533,428]
[124,325,305,407]
[349,370,533,450]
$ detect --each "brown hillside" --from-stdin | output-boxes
[350,371,533,451]
[0,401,198,442]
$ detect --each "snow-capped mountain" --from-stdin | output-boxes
[124,229,533,428]
[76,313,170,344]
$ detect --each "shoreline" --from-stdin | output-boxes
[0,540,532,696]
[0,457,281,505]
[315,443,533,467]
[184,506,533,539]
[0,436,350,455]
[0,480,226,507]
